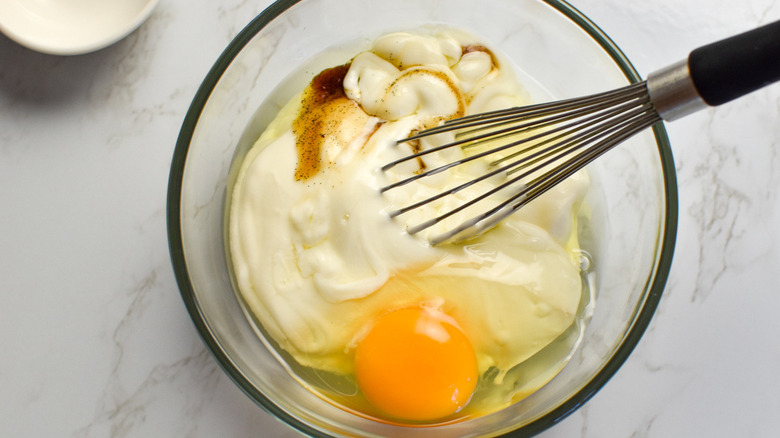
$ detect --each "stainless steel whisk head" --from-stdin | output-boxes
[382,82,661,245]
[381,20,780,245]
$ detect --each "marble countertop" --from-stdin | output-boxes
[1,0,778,436]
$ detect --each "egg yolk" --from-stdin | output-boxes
[354,307,478,422]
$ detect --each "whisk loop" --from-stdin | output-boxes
[382,82,661,245]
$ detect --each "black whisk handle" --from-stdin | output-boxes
[688,19,780,106]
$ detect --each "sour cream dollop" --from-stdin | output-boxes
[229,29,589,376]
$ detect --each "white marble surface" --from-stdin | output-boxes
[1,0,778,436]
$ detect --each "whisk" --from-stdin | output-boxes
[382,20,780,245]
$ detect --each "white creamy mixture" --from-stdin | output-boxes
[229,28,589,388]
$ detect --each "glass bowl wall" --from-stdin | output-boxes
[167,0,677,436]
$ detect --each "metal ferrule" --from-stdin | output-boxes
[646,60,708,121]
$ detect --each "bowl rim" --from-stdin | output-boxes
[166,0,678,436]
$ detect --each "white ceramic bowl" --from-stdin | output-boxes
[0,0,158,55]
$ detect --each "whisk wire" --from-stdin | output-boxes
[401,82,649,140]
[421,105,656,236]
[494,98,652,168]
[383,89,652,197]
[426,109,661,244]
[385,83,650,176]
[456,85,650,141]
[383,81,664,244]
[391,102,648,219]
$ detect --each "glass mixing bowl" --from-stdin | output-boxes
[167,0,677,436]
